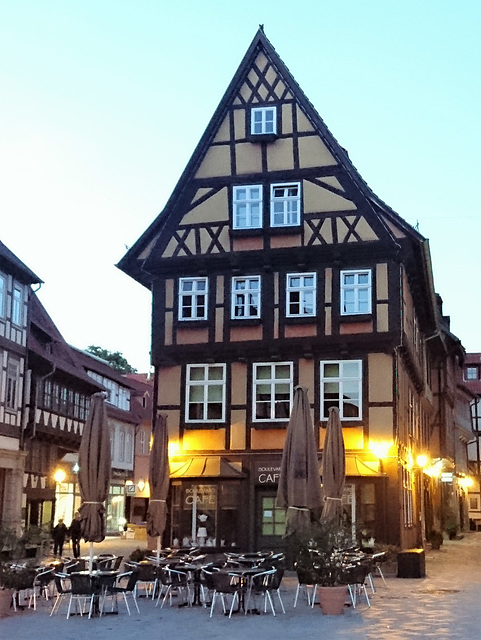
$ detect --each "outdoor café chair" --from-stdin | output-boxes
[155,566,192,608]
[125,560,158,598]
[206,570,243,618]
[371,552,388,587]
[293,565,318,607]
[100,570,140,616]
[50,573,71,616]
[28,568,55,609]
[67,572,97,619]
[244,567,285,616]
[343,562,371,608]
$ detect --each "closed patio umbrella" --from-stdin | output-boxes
[276,386,322,538]
[78,392,111,573]
[146,413,170,563]
[320,406,345,524]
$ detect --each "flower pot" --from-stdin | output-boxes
[0,588,13,618]
[317,585,347,615]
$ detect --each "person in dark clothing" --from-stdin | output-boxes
[69,511,82,559]
[52,518,68,557]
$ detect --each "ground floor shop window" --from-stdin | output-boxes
[107,484,125,533]
[170,481,241,548]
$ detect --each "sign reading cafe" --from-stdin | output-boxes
[256,464,281,485]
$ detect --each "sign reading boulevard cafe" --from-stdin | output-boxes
[256,464,281,484]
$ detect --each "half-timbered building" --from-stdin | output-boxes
[0,240,41,529]
[118,29,470,551]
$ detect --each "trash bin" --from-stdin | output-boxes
[397,548,426,578]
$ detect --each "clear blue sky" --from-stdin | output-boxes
[1,1,479,371]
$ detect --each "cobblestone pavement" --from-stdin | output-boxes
[2,532,480,640]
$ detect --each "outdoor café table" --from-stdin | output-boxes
[216,566,263,614]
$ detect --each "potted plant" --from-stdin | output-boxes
[0,527,24,616]
[295,521,354,614]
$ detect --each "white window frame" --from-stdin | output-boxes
[6,358,20,411]
[231,276,261,319]
[465,366,478,381]
[270,182,301,227]
[233,185,263,229]
[0,273,6,319]
[185,363,226,423]
[320,360,362,420]
[251,106,277,135]
[253,362,293,423]
[12,284,23,326]
[178,277,208,321]
[340,269,372,315]
[286,272,316,317]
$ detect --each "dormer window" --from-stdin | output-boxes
[251,106,277,135]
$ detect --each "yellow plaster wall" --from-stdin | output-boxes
[215,307,224,343]
[176,328,209,344]
[182,430,225,451]
[270,234,300,249]
[251,429,284,450]
[282,104,293,135]
[165,279,174,308]
[376,304,389,332]
[165,311,173,345]
[353,217,377,240]
[233,237,264,251]
[230,326,263,342]
[236,142,263,174]
[298,136,337,168]
[368,353,393,403]
[159,367,182,405]
[298,359,315,391]
[231,363,247,405]
[230,413,246,450]
[213,116,230,143]
[296,106,315,132]
[195,146,231,178]
[368,407,394,441]
[267,138,294,171]
[318,426,364,450]
[376,263,388,299]
[234,109,246,140]
[182,189,229,224]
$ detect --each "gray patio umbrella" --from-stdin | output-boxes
[78,392,111,573]
[146,413,170,563]
[276,386,323,538]
[320,406,345,524]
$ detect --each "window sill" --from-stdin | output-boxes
[247,133,278,143]
[251,421,288,430]
[284,315,317,325]
[339,313,372,323]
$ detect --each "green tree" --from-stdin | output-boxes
[86,345,137,373]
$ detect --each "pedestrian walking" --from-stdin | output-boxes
[69,511,82,558]
[51,518,68,557]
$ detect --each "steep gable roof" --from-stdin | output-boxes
[0,239,42,284]
[117,28,437,330]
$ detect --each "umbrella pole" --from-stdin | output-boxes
[89,541,94,574]
[156,536,161,564]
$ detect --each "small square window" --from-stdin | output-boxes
[251,106,277,135]
[466,367,478,381]
[286,273,316,317]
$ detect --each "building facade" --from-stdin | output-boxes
[0,241,42,530]
[117,30,472,551]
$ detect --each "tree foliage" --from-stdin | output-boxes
[86,345,137,373]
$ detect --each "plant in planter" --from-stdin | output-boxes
[295,521,354,614]
[0,526,34,616]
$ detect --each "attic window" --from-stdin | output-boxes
[251,106,277,135]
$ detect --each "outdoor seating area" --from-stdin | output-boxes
[1,543,390,621]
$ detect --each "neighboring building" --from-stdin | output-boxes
[0,240,42,530]
[72,348,144,534]
[117,29,472,551]
[462,352,481,529]
[24,292,102,529]
[123,372,154,526]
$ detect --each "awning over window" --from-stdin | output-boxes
[170,457,246,479]
[345,456,382,477]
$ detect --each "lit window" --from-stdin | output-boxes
[232,276,261,319]
[179,277,208,320]
[186,364,226,423]
[320,360,362,420]
[286,273,316,317]
[251,106,277,135]
[270,183,301,227]
[253,362,292,422]
[233,185,262,229]
[340,270,372,315]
